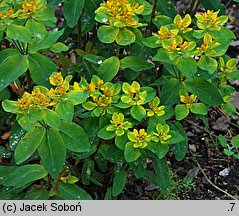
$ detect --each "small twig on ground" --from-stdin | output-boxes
[191,152,237,200]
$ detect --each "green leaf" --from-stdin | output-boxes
[2,100,20,114]
[50,42,69,53]
[115,133,128,150]
[42,109,60,129]
[120,56,154,72]
[81,159,94,185]
[97,126,116,140]
[201,0,226,15]
[124,142,141,162]
[0,166,17,185]
[33,6,57,27]
[152,156,170,191]
[185,78,223,106]
[97,56,120,82]
[135,0,152,15]
[60,121,91,153]
[9,122,26,151]
[160,78,180,105]
[157,144,169,159]
[130,158,147,178]
[221,103,237,116]
[152,48,171,63]
[190,103,208,115]
[142,36,161,48]
[59,182,92,200]
[0,88,10,100]
[29,30,64,53]
[116,28,136,46]
[156,0,177,19]
[130,105,146,121]
[141,87,156,103]
[25,189,49,200]
[67,91,89,105]
[177,57,197,78]
[210,27,236,42]
[97,26,119,44]
[14,126,46,164]
[64,0,85,28]
[7,24,32,43]
[218,134,227,147]
[198,56,218,74]
[55,101,74,122]
[224,149,234,156]
[29,53,57,87]
[25,19,47,40]
[175,104,189,120]
[170,122,188,161]
[99,144,124,162]
[112,171,128,196]
[2,165,47,188]
[231,135,239,148]
[38,128,66,179]
[0,49,29,91]
[165,131,186,145]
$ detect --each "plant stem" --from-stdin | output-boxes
[186,0,196,15]
[191,0,201,17]
[116,45,121,57]
[26,70,32,91]
[77,15,83,49]
[226,0,233,8]
[149,0,158,33]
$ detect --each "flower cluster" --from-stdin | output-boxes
[96,0,145,28]
[106,113,132,136]
[17,72,72,112]
[81,76,121,116]
[121,81,147,106]
[0,0,45,22]
[180,94,197,108]
[195,10,228,31]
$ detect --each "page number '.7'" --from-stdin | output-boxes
[228,203,235,212]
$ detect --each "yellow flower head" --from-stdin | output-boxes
[121,81,147,105]
[174,14,192,33]
[96,0,145,27]
[106,113,132,136]
[1,8,19,19]
[152,123,172,142]
[31,88,52,108]
[195,10,228,31]
[197,33,213,53]
[92,94,113,108]
[180,94,197,107]
[49,72,64,86]
[73,82,87,92]
[127,129,151,148]
[147,97,165,117]
[156,26,179,40]
[22,0,37,15]
[18,92,32,110]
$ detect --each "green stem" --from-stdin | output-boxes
[186,0,196,15]
[191,0,201,17]
[77,15,83,49]
[116,45,121,57]
[149,0,158,33]
[26,70,32,91]
[13,40,24,54]
[226,0,232,8]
